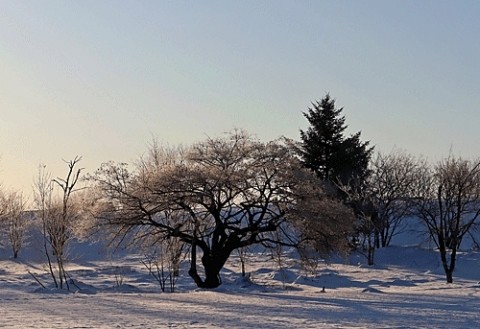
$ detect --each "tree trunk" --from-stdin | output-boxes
[188,242,202,287]
[201,261,222,288]
[439,244,456,284]
[172,246,182,277]
[188,258,223,288]
[367,233,375,266]
[188,245,231,289]
[445,269,453,284]
[367,245,375,266]
[374,229,380,249]
[240,256,246,277]
[57,258,64,290]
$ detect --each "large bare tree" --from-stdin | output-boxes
[92,131,352,288]
[413,156,480,283]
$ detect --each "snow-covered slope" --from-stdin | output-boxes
[1,221,480,328]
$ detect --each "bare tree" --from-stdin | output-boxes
[369,151,426,247]
[0,191,28,258]
[33,157,84,290]
[412,156,480,283]
[92,131,349,288]
[138,209,187,292]
[336,179,377,265]
[142,235,186,293]
[0,191,7,249]
[236,245,250,278]
[335,151,427,265]
[34,164,57,287]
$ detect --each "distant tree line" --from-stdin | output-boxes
[1,93,479,288]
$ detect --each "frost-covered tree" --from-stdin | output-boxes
[369,151,426,247]
[412,156,480,283]
[291,168,354,261]
[0,191,28,258]
[342,152,435,265]
[92,131,352,288]
[34,157,84,290]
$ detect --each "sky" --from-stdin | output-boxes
[1,0,479,195]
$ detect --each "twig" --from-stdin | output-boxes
[28,270,46,289]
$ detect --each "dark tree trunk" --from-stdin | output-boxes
[188,243,233,289]
[367,243,375,266]
[374,229,380,249]
[366,232,375,266]
[201,257,223,288]
[445,269,453,284]
[439,242,457,284]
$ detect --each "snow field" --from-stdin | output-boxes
[1,243,480,328]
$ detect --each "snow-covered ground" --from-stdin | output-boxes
[1,232,480,328]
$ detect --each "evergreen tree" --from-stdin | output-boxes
[300,94,373,187]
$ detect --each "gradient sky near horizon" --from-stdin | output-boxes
[1,0,480,194]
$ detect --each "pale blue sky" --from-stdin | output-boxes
[1,0,479,192]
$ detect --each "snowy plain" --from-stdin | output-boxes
[1,225,480,328]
